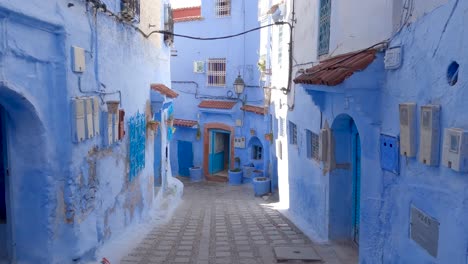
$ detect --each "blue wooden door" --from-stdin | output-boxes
[352,133,361,244]
[153,113,162,187]
[177,140,193,177]
[0,108,8,261]
[209,130,228,174]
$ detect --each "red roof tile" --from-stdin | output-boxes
[198,100,237,110]
[294,49,378,86]
[173,6,202,22]
[173,119,198,128]
[241,105,266,115]
[151,84,179,98]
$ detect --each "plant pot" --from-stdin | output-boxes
[242,165,255,184]
[147,121,159,131]
[106,100,120,114]
[189,167,203,182]
[228,169,243,185]
[265,133,273,142]
[253,177,271,197]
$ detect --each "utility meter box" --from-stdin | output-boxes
[419,105,441,166]
[72,98,86,142]
[442,128,468,172]
[72,46,86,73]
[399,102,417,157]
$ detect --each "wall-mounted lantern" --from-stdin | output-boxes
[233,74,245,98]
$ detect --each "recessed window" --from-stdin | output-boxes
[289,121,297,145]
[215,0,231,17]
[318,0,331,56]
[306,130,320,160]
[447,61,459,86]
[252,145,263,160]
[207,58,226,86]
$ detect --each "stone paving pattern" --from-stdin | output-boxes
[122,180,354,264]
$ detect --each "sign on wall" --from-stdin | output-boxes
[410,205,439,258]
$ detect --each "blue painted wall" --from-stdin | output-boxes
[0,0,170,263]
[281,0,468,263]
[170,0,270,178]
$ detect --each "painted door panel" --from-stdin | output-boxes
[0,108,8,261]
[209,130,229,174]
[177,141,193,177]
[352,133,361,244]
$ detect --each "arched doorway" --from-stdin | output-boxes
[329,114,361,246]
[0,85,50,263]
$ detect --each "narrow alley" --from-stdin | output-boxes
[120,180,357,264]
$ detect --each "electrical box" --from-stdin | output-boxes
[380,134,399,174]
[85,98,94,139]
[384,46,403,70]
[442,128,468,172]
[72,46,86,73]
[399,102,417,157]
[72,98,86,142]
[234,137,246,148]
[419,105,441,166]
[92,97,100,136]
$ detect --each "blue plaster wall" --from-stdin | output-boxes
[0,0,170,263]
[170,0,269,178]
[282,1,468,263]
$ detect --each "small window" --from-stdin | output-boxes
[215,0,231,17]
[207,58,226,86]
[252,145,263,160]
[318,0,331,56]
[164,3,174,46]
[306,130,320,160]
[289,121,297,145]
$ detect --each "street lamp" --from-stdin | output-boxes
[233,74,245,98]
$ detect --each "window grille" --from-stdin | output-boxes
[318,0,331,56]
[121,0,140,22]
[279,117,285,137]
[306,130,320,160]
[128,112,146,181]
[252,145,263,160]
[207,58,226,86]
[278,26,283,67]
[164,3,174,46]
[215,0,231,17]
[289,121,297,145]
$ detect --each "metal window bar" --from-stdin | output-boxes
[215,0,231,17]
[318,0,331,55]
[289,122,297,145]
[279,117,285,137]
[207,59,226,86]
[121,0,140,22]
[310,131,320,160]
[278,26,283,66]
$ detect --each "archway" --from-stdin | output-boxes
[203,123,235,182]
[329,114,361,246]
[0,84,50,263]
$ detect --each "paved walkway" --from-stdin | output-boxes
[121,179,355,264]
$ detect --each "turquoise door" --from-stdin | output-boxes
[177,140,193,177]
[209,130,229,174]
[352,133,361,244]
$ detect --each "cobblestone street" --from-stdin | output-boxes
[121,179,355,264]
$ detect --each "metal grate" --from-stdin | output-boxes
[121,0,140,22]
[279,117,285,137]
[207,58,226,86]
[306,130,320,160]
[318,0,331,56]
[128,112,146,181]
[215,0,231,17]
[289,121,297,145]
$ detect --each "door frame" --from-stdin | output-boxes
[203,123,235,182]
[209,129,230,174]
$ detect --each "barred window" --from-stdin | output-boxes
[207,58,226,86]
[215,0,231,17]
[318,0,331,55]
[278,26,283,67]
[289,121,297,145]
[279,117,285,137]
[306,130,320,160]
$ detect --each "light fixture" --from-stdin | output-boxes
[233,74,245,98]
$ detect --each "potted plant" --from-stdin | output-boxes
[189,166,203,182]
[147,120,160,131]
[228,167,243,185]
[264,133,273,142]
[253,177,271,197]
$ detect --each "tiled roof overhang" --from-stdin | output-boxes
[241,105,266,115]
[294,49,378,86]
[173,6,202,22]
[151,84,179,98]
[173,119,198,128]
[198,100,237,110]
